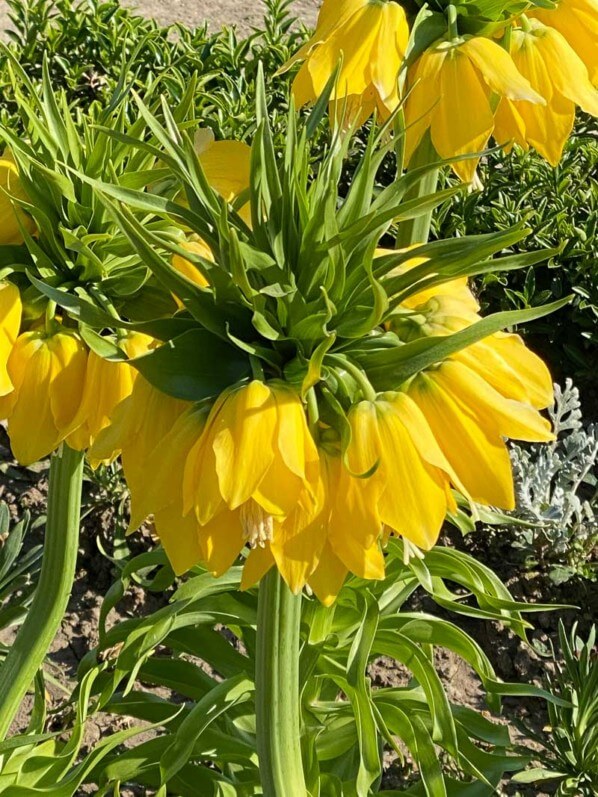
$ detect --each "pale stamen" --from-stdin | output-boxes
[240,500,274,549]
[402,539,425,565]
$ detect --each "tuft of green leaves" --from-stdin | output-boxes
[513,622,598,797]
[0,542,569,794]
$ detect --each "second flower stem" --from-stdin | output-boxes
[255,568,306,796]
[396,131,439,248]
[0,444,84,741]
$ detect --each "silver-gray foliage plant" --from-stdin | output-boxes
[500,380,597,582]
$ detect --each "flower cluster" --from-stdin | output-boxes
[286,0,598,179]
[0,11,569,605]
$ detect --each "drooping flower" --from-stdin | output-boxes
[384,247,554,410]
[531,0,598,85]
[346,393,463,547]
[68,331,153,453]
[243,392,467,602]
[0,152,35,245]
[405,36,544,181]
[171,238,212,308]
[90,375,192,568]
[171,238,212,289]
[0,326,87,465]
[183,381,322,583]
[0,282,22,397]
[283,0,410,126]
[407,361,554,508]
[93,379,325,588]
[494,19,598,165]
[194,129,252,221]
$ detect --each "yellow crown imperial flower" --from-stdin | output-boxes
[184,380,320,524]
[67,331,154,453]
[405,35,545,181]
[241,448,385,599]
[384,247,554,410]
[346,393,465,549]
[0,326,87,465]
[494,18,598,166]
[194,129,252,223]
[284,0,409,126]
[134,381,322,589]
[90,375,193,564]
[170,238,212,308]
[407,361,554,509]
[171,238,212,289]
[0,152,35,245]
[531,0,598,85]
[0,282,22,397]
[396,292,554,410]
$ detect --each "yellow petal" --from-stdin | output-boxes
[462,36,545,103]
[533,0,598,85]
[327,454,382,564]
[433,361,554,443]
[306,4,383,101]
[0,282,22,396]
[371,2,408,116]
[6,334,61,465]
[408,370,516,508]
[270,477,328,593]
[198,508,245,577]
[171,239,211,295]
[212,381,278,510]
[199,141,252,204]
[124,402,199,531]
[241,545,275,591]
[535,23,598,115]
[307,542,349,606]
[47,331,87,435]
[493,96,529,153]
[0,154,35,245]
[430,47,494,182]
[154,506,203,576]
[455,332,553,409]
[404,48,445,165]
[374,400,449,549]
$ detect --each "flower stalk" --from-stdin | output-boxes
[255,569,306,797]
[0,444,84,740]
[395,131,439,248]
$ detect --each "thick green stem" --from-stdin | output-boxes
[0,444,84,740]
[255,569,306,797]
[395,131,440,248]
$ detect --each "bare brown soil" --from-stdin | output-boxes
[0,0,319,37]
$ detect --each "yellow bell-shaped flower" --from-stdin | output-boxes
[241,448,385,599]
[531,0,598,85]
[121,381,322,587]
[0,282,22,397]
[346,393,462,550]
[171,238,212,288]
[405,36,544,181]
[494,19,598,166]
[194,129,252,223]
[0,153,35,245]
[284,0,409,126]
[397,291,554,411]
[407,361,554,509]
[90,375,193,571]
[184,380,320,522]
[0,326,87,465]
[68,331,153,453]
